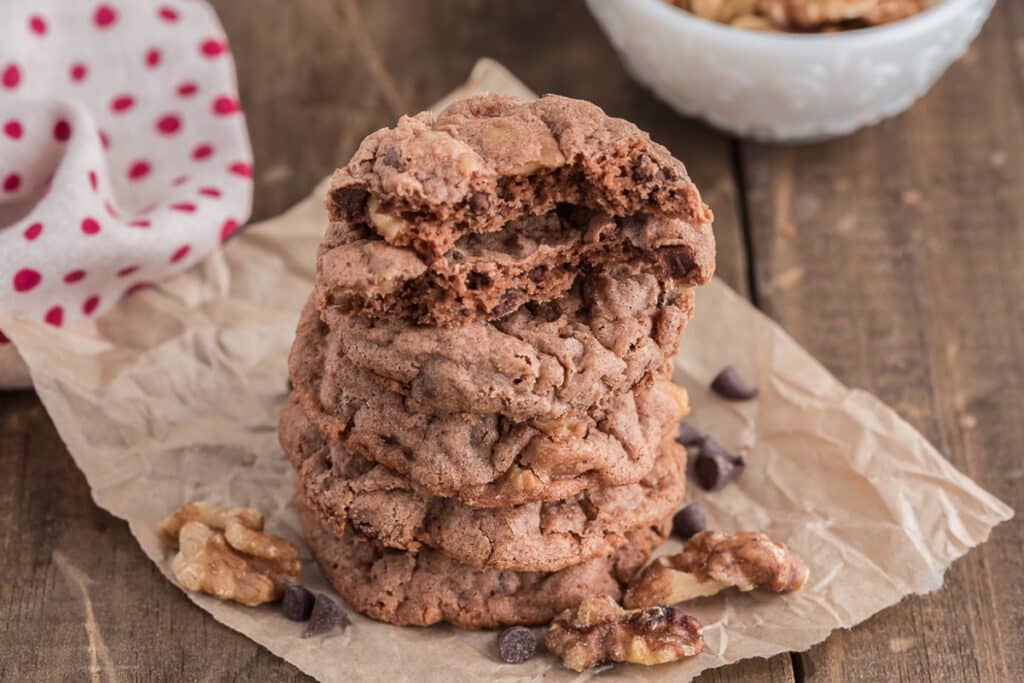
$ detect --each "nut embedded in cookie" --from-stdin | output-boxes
[545,595,704,672]
[623,530,809,609]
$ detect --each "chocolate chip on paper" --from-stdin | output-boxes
[695,439,745,491]
[281,580,315,621]
[672,503,707,540]
[302,594,350,638]
[676,421,706,447]
[497,626,537,664]
[710,365,758,401]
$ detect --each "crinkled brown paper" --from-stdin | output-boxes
[0,60,1012,682]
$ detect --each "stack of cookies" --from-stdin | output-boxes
[280,94,715,629]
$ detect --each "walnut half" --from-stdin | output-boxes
[624,530,808,609]
[545,595,704,672]
[159,502,301,607]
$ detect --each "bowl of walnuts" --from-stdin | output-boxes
[586,0,995,141]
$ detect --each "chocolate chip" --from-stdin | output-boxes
[497,626,536,664]
[529,265,547,283]
[302,594,350,638]
[676,421,705,447]
[656,246,697,279]
[381,147,402,169]
[492,290,522,318]
[695,439,745,491]
[466,271,492,290]
[281,580,314,621]
[286,378,294,393]
[469,191,491,213]
[710,365,758,401]
[672,503,707,540]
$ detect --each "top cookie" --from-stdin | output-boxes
[320,94,715,326]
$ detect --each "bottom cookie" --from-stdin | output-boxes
[298,496,670,629]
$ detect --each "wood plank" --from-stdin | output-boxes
[739,5,1024,681]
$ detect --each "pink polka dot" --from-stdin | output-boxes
[212,96,240,116]
[170,245,191,262]
[128,160,151,180]
[117,265,139,277]
[138,203,157,215]
[128,219,150,228]
[23,222,43,240]
[4,120,23,139]
[82,295,101,316]
[192,143,213,160]
[44,306,64,327]
[172,175,189,186]
[170,202,196,212]
[220,219,239,242]
[200,38,228,57]
[104,201,119,218]
[145,48,162,68]
[81,217,101,234]
[126,281,152,296]
[13,268,42,292]
[198,186,221,198]
[158,6,179,22]
[0,330,8,345]
[228,161,252,178]
[29,15,47,35]
[88,170,98,191]
[3,173,21,192]
[111,94,135,113]
[156,114,181,135]
[70,62,88,82]
[64,269,87,284]
[53,119,72,141]
[2,64,21,89]
[99,129,110,148]
[94,4,117,28]
[177,81,198,97]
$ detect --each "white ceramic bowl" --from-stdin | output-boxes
[586,0,995,141]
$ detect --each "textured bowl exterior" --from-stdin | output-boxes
[586,0,995,142]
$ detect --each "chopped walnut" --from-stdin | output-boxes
[624,530,808,608]
[546,595,704,672]
[366,195,407,241]
[158,501,264,547]
[160,502,301,606]
[657,381,690,419]
[667,0,935,31]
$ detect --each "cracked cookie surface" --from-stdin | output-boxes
[322,263,693,421]
[318,93,714,326]
[281,396,686,572]
[297,495,671,628]
[289,297,681,508]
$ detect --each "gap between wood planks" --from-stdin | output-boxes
[727,137,805,683]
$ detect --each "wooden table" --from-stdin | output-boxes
[2,2,1021,680]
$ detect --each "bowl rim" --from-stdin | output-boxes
[628,0,983,45]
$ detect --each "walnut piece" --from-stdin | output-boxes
[624,530,808,608]
[657,381,690,420]
[159,502,301,606]
[158,501,264,547]
[546,595,704,672]
[366,195,407,241]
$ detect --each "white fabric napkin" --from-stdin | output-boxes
[0,0,253,386]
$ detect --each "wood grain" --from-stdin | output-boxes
[2,0,1018,681]
[739,4,1024,681]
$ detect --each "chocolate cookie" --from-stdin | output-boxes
[322,264,693,422]
[318,94,715,326]
[281,396,686,572]
[289,298,683,508]
[297,495,671,629]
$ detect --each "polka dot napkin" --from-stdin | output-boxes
[0,1,253,343]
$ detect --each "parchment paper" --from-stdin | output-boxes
[1,59,1012,682]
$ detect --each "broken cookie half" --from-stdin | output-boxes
[545,595,704,672]
[624,530,809,609]
[317,94,715,326]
